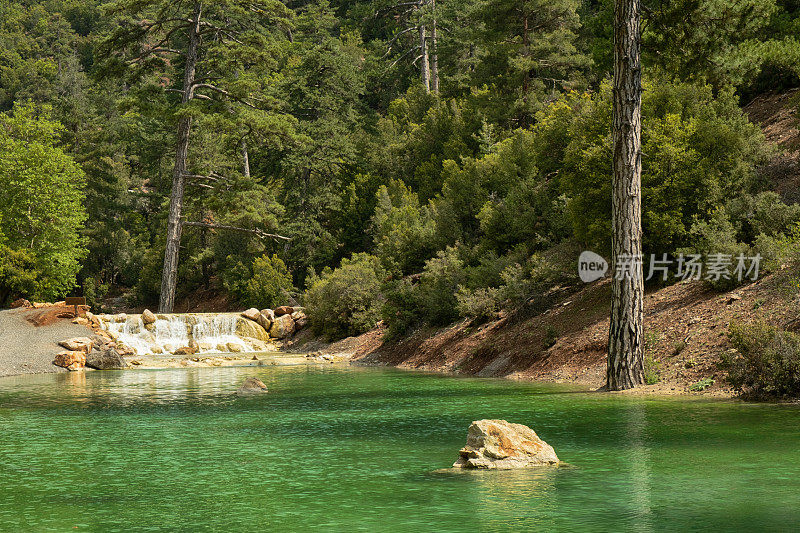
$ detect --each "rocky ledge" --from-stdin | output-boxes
[453,419,559,469]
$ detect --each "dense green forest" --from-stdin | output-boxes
[2,0,800,339]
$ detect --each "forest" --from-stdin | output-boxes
[2,0,800,344]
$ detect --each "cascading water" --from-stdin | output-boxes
[100,313,265,356]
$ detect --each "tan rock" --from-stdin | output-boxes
[235,317,269,342]
[72,317,89,325]
[216,343,229,353]
[453,419,559,469]
[151,345,163,354]
[269,314,295,339]
[53,351,86,371]
[174,346,196,355]
[236,377,268,395]
[227,342,245,353]
[257,312,272,332]
[198,342,215,352]
[58,337,94,353]
[260,309,275,321]
[274,306,293,317]
[241,308,261,322]
[142,309,157,325]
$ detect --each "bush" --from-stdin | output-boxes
[244,254,294,309]
[418,247,467,326]
[0,244,40,305]
[455,285,502,321]
[304,253,385,340]
[725,321,800,399]
[381,277,421,341]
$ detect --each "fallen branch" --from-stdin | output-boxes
[182,221,291,241]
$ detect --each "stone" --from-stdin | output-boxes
[260,309,275,321]
[142,309,157,325]
[248,339,268,351]
[115,313,127,323]
[274,306,293,317]
[241,308,261,322]
[227,342,245,353]
[235,317,269,342]
[53,351,86,371]
[174,346,196,355]
[256,312,272,332]
[72,317,89,325]
[10,298,31,309]
[236,377,268,395]
[295,317,308,330]
[198,342,215,352]
[58,337,94,353]
[452,419,559,469]
[290,311,306,320]
[217,343,229,353]
[151,345,163,354]
[86,348,127,370]
[269,314,296,339]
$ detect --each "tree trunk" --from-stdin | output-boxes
[158,2,202,313]
[430,0,439,93]
[419,23,430,93]
[607,0,644,390]
[241,138,250,178]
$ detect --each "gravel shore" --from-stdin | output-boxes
[0,308,90,378]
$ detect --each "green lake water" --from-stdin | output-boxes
[1,365,800,532]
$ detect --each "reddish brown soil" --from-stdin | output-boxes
[341,273,798,395]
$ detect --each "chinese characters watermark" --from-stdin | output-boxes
[578,252,761,283]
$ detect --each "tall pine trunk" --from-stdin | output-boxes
[607,0,644,389]
[158,2,202,313]
[430,0,439,93]
[419,23,430,92]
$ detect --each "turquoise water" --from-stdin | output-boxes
[1,366,800,532]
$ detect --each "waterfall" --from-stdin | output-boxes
[99,313,263,356]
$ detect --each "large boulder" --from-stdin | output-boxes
[236,377,268,395]
[53,351,86,371]
[58,337,94,353]
[141,309,157,325]
[274,306,293,317]
[235,317,269,342]
[453,419,559,469]
[260,309,275,321]
[256,312,272,332]
[86,348,128,370]
[241,308,261,322]
[269,314,296,339]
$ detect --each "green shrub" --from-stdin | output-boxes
[304,253,386,340]
[689,378,715,392]
[381,277,420,341]
[725,321,800,399]
[455,285,502,321]
[244,254,294,309]
[543,325,559,349]
[418,246,467,326]
[0,244,40,305]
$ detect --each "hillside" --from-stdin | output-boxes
[288,90,800,395]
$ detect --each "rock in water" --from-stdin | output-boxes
[269,314,296,339]
[141,309,157,325]
[453,419,559,469]
[86,348,128,370]
[53,351,86,371]
[237,377,268,395]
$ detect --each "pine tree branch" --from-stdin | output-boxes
[182,221,291,241]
